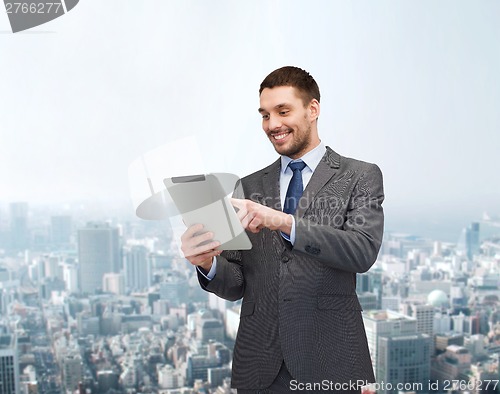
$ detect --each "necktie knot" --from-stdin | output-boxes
[288,160,306,173]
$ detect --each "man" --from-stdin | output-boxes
[181,66,384,393]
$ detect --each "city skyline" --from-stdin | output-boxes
[0,197,499,393]
[1,198,498,244]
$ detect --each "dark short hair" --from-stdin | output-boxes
[259,66,320,106]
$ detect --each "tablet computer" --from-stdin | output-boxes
[163,174,252,251]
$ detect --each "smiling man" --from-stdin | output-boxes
[181,66,384,393]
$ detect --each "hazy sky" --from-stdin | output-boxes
[1,1,499,238]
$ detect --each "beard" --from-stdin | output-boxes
[270,124,312,159]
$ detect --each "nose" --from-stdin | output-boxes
[267,114,282,131]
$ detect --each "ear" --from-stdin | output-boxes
[308,99,320,122]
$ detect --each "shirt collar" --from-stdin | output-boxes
[280,141,326,174]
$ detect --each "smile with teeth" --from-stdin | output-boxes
[272,131,291,140]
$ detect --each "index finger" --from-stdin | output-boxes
[230,198,245,209]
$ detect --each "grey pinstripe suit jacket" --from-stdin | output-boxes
[198,146,384,390]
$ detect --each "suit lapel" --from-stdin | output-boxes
[295,146,340,219]
[255,146,341,216]
[260,158,282,211]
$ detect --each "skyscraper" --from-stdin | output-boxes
[9,202,29,252]
[377,334,431,394]
[0,334,20,394]
[401,302,435,337]
[363,310,431,393]
[363,310,418,378]
[466,222,480,260]
[78,222,120,294]
[62,353,82,392]
[123,245,151,292]
[50,215,72,248]
[43,255,63,280]
[458,222,480,260]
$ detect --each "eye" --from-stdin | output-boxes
[262,114,270,120]
[279,110,289,116]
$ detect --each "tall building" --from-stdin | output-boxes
[43,255,63,280]
[467,222,480,259]
[62,353,82,392]
[0,334,20,394]
[362,310,418,379]
[123,245,151,292]
[78,222,120,294]
[9,202,29,252]
[363,310,431,393]
[50,215,72,248]
[401,302,435,336]
[458,222,480,260]
[377,334,431,394]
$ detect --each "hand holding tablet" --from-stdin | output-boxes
[164,173,252,251]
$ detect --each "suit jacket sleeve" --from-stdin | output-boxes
[293,163,384,273]
[197,250,245,301]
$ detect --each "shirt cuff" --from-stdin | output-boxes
[280,215,296,245]
[196,257,217,280]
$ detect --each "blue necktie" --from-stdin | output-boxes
[283,160,307,215]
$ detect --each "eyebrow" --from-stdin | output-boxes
[258,103,289,113]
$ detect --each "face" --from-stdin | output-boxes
[259,86,320,159]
